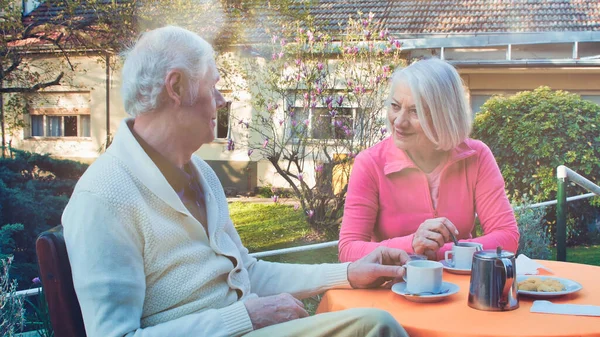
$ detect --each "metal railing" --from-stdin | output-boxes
[556,165,600,261]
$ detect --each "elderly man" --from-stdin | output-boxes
[62,26,410,337]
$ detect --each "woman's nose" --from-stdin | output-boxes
[394,113,410,128]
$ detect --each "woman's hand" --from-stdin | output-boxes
[412,217,459,256]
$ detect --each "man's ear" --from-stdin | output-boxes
[165,70,185,106]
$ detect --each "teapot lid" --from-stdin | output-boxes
[474,246,515,260]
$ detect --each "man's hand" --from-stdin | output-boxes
[244,293,308,330]
[347,246,410,289]
[412,217,459,255]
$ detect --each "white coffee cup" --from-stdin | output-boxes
[403,260,443,294]
[444,242,483,270]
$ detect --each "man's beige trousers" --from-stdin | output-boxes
[244,308,409,337]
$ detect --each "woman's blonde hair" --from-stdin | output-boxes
[389,58,472,151]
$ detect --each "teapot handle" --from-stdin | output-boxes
[495,258,515,309]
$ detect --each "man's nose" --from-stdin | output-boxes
[215,90,227,109]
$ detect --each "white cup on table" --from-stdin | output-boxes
[403,260,443,294]
[444,242,483,270]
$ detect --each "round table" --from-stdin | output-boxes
[316,260,600,337]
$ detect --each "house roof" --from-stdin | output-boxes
[20,0,600,49]
[307,0,600,35]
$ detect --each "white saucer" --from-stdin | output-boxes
[441,260,471,275]
[391,281,460,303]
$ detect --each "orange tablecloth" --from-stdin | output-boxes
[317,260,600,337]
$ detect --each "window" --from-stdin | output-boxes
[28,92,91,138]
[215,101,232,139]
[292,107,358,140]
[581,95,600,105]
[470,95,493,114]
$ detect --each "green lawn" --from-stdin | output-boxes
[230,202,339,263]
[550,246,600,266]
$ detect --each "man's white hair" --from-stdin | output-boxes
[120,26,215,117]
[389,58,472,151]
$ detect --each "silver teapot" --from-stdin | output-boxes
[468,247,519,311]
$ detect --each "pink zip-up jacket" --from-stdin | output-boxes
[339,137,519,262]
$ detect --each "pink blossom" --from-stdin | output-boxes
[298,173,303,181]
[307,210,315,218]
[381,127,387,135]
[278,52,284,59]
[292,120,298,127]
[227,139,235,151]
[394,40,401,49]
[263,138,269,148]
[362,20,368,27]
[247,149,254,156]
[272,195,279,203]
[336,96,344,106]
[278,119,284,126]
[294,204,300,211]
[280,38,286,46]
[272,35,278,43]
[304,119,310,126]
[317,62,324,71]
[365,30,372,40]
[303,92,309,100]
[329,110,337,117]
[315,164,324,173]
[384,47,392,55]
[295,59,302,66]
[325,96,333,105]
[271,53,277,60]
[379,29,388,39]
[32,277,41,284]
[307,31,314,42]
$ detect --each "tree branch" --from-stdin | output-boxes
[0,73,64,93]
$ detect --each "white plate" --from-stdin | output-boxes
[517,275,583,298]
[441,260,471,275]
[391,281,460,303]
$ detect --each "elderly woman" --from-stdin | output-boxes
[62,26,410,337]
[338,58,519,263]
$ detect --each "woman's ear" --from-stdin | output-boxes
[165,70,184,106]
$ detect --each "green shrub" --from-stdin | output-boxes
[472,87,600,245]
[514,201,551,259]
[0,149,88,289]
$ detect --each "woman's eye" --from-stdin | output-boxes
[409,109,418,117]
[391,103,401,111]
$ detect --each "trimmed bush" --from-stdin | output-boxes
[472,87,600,245]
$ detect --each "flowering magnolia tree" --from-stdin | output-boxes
[235,13,405,234]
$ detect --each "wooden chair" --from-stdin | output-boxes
[36,225,87,337]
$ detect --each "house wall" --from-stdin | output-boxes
[6,44,600,193]
[9,53,125,163]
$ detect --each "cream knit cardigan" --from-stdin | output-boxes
[62,119,351,337]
